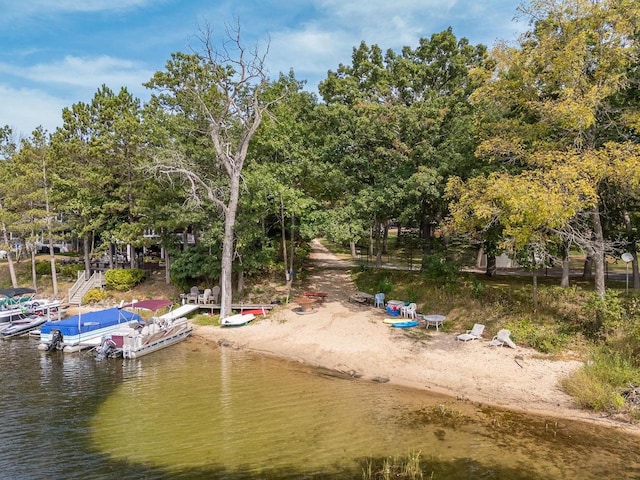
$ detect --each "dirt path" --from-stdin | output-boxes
[194,239,639,433]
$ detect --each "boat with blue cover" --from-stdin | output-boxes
[38,307,142,353]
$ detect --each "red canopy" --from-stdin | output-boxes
[124,299,173,311]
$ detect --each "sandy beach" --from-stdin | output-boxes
[194,239,639,433]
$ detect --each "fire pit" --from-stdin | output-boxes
[294,296,317,313]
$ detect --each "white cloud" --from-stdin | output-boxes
[0,85,67,137]
[267,0,523,90]
[0,56,153,93]
[0,56,155,136]
[269,27,352,79]
[4,0,156,15]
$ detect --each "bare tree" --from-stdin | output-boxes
[146,22,279,318]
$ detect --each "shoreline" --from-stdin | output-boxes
[192,296,640,436]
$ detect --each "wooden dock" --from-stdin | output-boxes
[192,303,275,314]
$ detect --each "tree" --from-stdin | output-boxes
[52,86,147,276]
[446,158,599,305]
[245,72,324,285]
[145,24,278,318]
[318,30,489,265]
[9,128,61,296]
[457,0,640,298]
[0,126,19,287]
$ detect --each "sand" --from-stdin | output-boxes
[194,239,639,433]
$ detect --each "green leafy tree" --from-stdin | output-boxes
[9,128,61,295]
[52,86,147,276]
[319,30,489,265]
[453,0,640,298]
[0,126,19,287]
[145,25,279,318]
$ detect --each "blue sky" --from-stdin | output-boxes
[1,0,525,137]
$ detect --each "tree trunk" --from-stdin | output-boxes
[486,254,496,277]
[129,244,136,269]
[289,212,295,279]
[532,272,538,309]
[591,208,606,299]
[237,268,244,295]
[164,249,171,285]
[350,240,357,258]
[220,175,241,319]
[382,221,388,254]
[47,236,58,297]
[41,150,58,297]
[375,222,382,267]
[560,240,570,288]
[49,236,58,298]
[280,198,289,282]
[1,214,18,287]
[583,255,593,280]
[30,247,37,291]
[84,236,91,280]
[623,210,640,289]
[369,224,374,258]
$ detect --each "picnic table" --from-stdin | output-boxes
[303,291,328,303]
[349,291,374,304]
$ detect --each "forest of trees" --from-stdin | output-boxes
[1,0,640,317]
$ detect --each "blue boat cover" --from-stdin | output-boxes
[40,308,142,336]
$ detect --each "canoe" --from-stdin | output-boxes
[240,308,269,316]
[221,313,255,327]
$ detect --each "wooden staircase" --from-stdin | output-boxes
[68,271,106,305]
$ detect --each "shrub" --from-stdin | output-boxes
[468,278,485,300]
[59,263,84,280]
[35,261,52,275]
[505,318,569,353]
[421,252,460,283]
[83,288,108,304]
[582,291,624,340]
[377,276,394,295]
[169,246,221,290]
[105,268,146,291]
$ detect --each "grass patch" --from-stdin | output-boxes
[192,313,220,327]
[362,451,426,480]
[562,347,640,412]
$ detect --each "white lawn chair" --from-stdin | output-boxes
[489,329,517,349]
[456,323,485,342]
[401,302,417,319]
[198,288,212,304]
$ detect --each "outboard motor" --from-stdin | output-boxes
[46,330,64,352]
[95,338,120,359]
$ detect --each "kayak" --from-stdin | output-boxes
[383,318,401,325]
[390,321,419,328]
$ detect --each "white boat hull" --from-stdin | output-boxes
[221,313,255,327]
[96,317,193,359]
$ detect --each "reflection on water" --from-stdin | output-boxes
[1,336,639,479]
[92,341,640,479]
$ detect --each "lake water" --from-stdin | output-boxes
[1,335,640,479]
